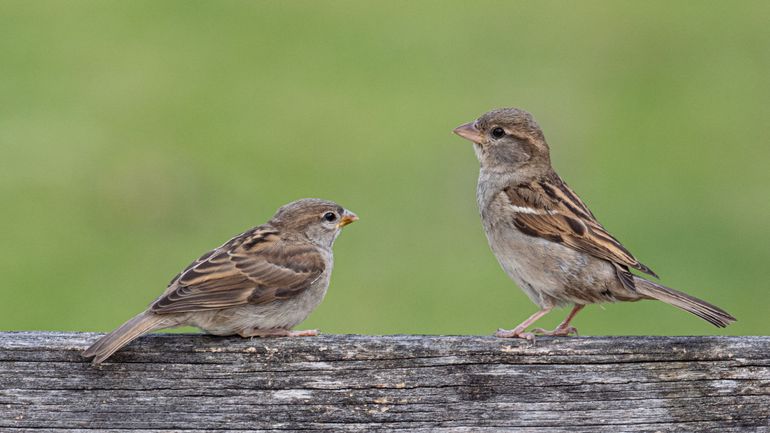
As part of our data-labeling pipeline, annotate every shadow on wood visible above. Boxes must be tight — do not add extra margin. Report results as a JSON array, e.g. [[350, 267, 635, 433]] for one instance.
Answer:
[[1, 332, 769, 432]]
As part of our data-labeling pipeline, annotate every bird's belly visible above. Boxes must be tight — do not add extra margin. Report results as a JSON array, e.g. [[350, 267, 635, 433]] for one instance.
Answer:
[[485, 221, 615, 308], [187, 272, 331, 335]]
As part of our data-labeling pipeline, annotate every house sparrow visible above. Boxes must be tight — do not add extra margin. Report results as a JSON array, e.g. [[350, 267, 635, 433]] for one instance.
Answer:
[[453, 108, 735, 339], [83, 198, 358, 364]]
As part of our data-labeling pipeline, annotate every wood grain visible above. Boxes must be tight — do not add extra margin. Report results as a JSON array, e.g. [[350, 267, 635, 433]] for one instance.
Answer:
[[1, 332, 768, 432]]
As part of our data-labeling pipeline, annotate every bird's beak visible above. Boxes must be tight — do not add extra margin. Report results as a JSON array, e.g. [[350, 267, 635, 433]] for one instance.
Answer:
[[453, 121, 484, 144], [337, 212, 359, 228]]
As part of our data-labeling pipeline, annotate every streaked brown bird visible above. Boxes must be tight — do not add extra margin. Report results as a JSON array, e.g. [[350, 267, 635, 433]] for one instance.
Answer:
[[83, 198, 358, 364], [454, 108, 735, 339]]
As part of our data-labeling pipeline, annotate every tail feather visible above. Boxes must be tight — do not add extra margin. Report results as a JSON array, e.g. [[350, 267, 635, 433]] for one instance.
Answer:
[[83, 311, 166, 364], [634, 277, 736, 328]]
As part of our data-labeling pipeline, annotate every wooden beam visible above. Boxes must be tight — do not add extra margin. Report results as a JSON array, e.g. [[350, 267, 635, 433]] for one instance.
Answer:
[[1, 332, 768, 432]]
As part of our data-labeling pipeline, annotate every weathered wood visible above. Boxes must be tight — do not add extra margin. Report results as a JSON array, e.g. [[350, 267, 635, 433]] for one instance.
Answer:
[[1, 332, 768, 432]]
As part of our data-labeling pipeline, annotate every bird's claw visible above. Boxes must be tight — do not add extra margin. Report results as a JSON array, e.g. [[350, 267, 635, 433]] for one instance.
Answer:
[[495, 328, 536, 341], [288, 329, 320, 337], [530, 326, 579, 337], [239, 328, 320, 338]]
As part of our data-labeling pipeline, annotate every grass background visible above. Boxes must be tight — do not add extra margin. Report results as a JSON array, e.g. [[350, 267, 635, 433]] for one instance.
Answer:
[[1, 1, 767, 336]]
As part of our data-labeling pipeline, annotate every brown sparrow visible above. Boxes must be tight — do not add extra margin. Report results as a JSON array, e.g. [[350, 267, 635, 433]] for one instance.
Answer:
[[453, 108, 735, 339], [83, 198, 357, 364]]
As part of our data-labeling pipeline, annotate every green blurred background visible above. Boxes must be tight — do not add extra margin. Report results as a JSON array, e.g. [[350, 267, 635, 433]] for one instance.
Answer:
[[1, 1, 768, 336]]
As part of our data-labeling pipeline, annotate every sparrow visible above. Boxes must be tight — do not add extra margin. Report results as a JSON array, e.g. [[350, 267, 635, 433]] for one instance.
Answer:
[[453, 108, 735, 339], [83, 198, 358, 364]]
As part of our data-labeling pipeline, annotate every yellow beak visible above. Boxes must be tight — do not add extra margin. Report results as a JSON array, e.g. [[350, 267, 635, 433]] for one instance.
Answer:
[[337, 212, 359, 228]]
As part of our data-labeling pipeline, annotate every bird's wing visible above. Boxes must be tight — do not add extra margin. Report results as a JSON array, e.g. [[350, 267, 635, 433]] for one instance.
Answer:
[[504, 175, 658, 279], [150, 227, 326, 314]]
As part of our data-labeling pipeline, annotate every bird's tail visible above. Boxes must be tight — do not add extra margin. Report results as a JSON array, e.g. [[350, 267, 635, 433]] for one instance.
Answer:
[[633, 277, 736, 328], [82, 311, 167, 365]]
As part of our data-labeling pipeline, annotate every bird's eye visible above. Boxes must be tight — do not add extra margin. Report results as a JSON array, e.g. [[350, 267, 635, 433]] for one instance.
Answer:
[[323, 212, 337, 222], [491, 127, 505, 139]]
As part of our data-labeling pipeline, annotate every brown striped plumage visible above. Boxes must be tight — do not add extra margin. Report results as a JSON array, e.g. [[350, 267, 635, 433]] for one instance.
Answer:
[[454, 108, 735, 339], [504, 175, 658, 291], [151, 228, 326, 313]]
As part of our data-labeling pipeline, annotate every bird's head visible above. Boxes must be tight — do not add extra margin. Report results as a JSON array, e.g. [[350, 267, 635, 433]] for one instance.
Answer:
[[270, 198, 358, 248], [453, 108, 551, 175]]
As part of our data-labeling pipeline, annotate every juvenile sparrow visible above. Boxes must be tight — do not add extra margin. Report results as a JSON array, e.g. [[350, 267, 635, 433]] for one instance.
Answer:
[[83, 198, 358, 364], [453, 108, 735, 339]]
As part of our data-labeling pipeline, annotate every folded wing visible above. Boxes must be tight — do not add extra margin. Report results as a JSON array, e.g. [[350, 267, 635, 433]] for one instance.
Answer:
[[150, 227, 325, 314], [504, 175, 658, 287]]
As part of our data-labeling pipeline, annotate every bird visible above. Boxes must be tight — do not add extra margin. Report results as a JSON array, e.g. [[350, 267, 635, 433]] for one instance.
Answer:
[[83, 198, 358, 364], [453, 108, 735, 339]]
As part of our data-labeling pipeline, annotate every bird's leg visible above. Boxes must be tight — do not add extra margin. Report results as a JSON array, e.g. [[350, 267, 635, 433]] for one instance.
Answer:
[[495, 307, 553, 340], [238, 328, 319, 338], [531, 304, 584, 336]]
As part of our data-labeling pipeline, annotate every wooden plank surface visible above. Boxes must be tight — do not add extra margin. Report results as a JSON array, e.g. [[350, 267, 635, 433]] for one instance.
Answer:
[[1, 332, 768, 432]]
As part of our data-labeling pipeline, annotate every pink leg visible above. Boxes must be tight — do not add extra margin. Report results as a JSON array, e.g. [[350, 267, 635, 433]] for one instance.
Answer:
[[532, 304, 585, 336], [238, 328, 319, 338], [495, 307, 553, 340]]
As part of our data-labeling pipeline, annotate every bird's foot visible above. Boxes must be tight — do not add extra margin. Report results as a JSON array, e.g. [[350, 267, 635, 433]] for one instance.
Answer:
[[530, 325, 579, 337], [287, 329, 320, 337], [238, 328, 320, 338], [494, 327, 536, 341]]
